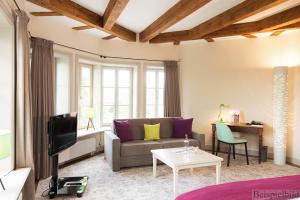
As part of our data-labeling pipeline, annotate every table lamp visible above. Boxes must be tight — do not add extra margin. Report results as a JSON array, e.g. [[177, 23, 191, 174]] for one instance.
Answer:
[[86, 107, 95, 130], [217, 104, 225, 122], [0, 133, 11, 190]]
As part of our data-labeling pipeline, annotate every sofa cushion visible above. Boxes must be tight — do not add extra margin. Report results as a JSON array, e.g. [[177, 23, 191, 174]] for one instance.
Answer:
[[144, 123, 160, 141], [172, 118, 193, 138], [159, 138, 199, 149], [151, 118, 173, 139], [128, 118, 151, 140], [121, 140, 163, 156], [114, 120, 134, 143]]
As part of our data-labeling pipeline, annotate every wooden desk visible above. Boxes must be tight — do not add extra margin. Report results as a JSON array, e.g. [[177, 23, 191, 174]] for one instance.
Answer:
[[211, 123, 264, 163]]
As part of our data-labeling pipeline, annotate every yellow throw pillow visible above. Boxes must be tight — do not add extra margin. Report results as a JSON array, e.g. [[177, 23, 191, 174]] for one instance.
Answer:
[[144, 124, 160, 141]]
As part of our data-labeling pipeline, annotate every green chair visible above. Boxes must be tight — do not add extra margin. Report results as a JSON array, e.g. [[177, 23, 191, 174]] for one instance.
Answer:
[[215, 123, 249, 167]]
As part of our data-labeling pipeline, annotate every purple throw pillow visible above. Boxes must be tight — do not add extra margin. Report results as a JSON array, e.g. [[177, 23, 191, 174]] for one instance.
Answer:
[[172, 118, 193, 138], [114, 120, 133, 143]]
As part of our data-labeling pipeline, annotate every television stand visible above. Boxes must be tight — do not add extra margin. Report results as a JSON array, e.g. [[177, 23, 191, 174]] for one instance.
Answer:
[[48, 155, 88, 199], [49, 176, 88, 198]]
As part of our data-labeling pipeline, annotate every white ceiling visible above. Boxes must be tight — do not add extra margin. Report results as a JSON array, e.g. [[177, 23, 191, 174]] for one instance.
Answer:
[[24, 0, 300, 40]]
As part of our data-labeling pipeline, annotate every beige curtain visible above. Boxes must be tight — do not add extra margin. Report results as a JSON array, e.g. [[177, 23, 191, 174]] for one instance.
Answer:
[[31, 37, 55, 180], [164, 61, 181, 117], [15, 11, 35, 200]]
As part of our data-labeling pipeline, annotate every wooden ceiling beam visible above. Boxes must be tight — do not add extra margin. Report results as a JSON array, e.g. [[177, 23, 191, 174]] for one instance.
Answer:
[[139, 0, 211, 42], [204, 38, 214, 42], [270, 30, 285, 36], [188, 0, 287, 40], [72, 26, 93, 31], [27, 0, 136, 41], [150, 4, 300, 43], [242, 34, 257, 39], [30, 11, 62, 16], [103, 0, 129, 30], [102, 35, 116, 40]]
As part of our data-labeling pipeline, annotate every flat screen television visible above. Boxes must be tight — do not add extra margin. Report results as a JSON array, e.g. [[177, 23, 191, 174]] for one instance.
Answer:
[[48, 113, 77, 156]]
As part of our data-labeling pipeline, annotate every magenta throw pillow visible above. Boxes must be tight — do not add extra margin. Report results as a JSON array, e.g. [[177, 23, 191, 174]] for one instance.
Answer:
[[114, 120, 133, 142], [172, 118, 193, 138]]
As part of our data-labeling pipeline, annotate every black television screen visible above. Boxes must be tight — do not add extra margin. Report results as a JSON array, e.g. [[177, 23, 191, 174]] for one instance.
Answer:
[[48, 113, 77, 156]]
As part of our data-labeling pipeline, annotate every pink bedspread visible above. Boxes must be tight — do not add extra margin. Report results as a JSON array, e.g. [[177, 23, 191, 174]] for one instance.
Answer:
[[176, 175, 300, 200]]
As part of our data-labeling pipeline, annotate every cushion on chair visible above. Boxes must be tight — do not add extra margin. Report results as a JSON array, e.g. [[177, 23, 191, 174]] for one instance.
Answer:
[[151, 118, 174, 138], [172, 118, 193, 138], [128, 118, 151, 140], [121, 140, 163, 156], [159, 138, 199, 148]]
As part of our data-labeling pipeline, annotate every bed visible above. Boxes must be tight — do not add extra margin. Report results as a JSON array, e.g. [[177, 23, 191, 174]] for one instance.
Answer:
[[176, 175, 300, 200]]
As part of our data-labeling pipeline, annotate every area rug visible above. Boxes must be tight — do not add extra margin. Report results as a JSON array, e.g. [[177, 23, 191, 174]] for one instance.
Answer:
[[35, 153, 300, 200]]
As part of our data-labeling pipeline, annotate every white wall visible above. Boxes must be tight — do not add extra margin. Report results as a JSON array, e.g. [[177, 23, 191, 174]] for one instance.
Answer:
[[179, 30, 300, 164], [27, 13, 300, 165], [28, 17, 179, 61]]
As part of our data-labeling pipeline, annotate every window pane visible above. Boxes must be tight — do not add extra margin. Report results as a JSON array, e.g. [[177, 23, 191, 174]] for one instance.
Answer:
[[146, 105, 155, 118], [158, 88, 164, 105], [0, 11, 14, 176], [80, 86, 91, 106], [103, 69, 115, 87], [158, 71, 164, 89], [55, 56, 70, 115], [146, 71, 156, 88], [79, 106, 89, 128], [103, 105, 115, 124], [103, 88, 115, 105], [118, 88, 130, 105], [158, 105, 164, 117], [118, 70, 130, 87], [146, 89, 156, 105], [118, 106, 129, 119], [81, 66, 91, 86]]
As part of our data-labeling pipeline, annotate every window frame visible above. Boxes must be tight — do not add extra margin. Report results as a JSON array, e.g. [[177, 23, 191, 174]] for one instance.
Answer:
[[54, 51, 72, 115], [78, 63, 94, 129], [0, 3, 15, 176], [100, 66, 134, 126], [144, 66, 165, 118]]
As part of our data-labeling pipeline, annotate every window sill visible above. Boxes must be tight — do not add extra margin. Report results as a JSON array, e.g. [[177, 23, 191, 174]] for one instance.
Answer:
[[0, 168, 31, 200], [77, 127, 111, 138]]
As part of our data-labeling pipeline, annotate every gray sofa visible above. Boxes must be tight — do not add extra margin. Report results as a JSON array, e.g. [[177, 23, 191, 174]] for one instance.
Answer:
[[104, 118, 205, 171]]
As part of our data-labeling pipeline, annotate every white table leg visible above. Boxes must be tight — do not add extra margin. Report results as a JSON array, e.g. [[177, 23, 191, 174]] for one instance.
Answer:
[[173, 168, 178, 198], [216, 162, 221, 184], [153, 156, 157, 178]]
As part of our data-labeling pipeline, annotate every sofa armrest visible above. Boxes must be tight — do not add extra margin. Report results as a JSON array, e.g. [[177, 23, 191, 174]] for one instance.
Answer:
[[192, 131, 205, 149], [104, 131, 121, 172]]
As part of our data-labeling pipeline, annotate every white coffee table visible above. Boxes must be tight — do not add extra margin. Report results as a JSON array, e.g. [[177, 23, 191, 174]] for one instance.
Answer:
[[151, 147, 223, 198]]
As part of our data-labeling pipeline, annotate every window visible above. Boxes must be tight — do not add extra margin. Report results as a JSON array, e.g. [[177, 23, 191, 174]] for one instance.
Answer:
[[55, 53, 70, 115], [79, 64, 93, 128], [0, 8, 14, 177], [145, 68, 164, 118], [101, 67, 133, 125]]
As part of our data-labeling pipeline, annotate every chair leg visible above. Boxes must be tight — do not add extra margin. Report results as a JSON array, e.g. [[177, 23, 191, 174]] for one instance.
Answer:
[[227, 144, 231, 167], [233, 144, 236, 159], [216, 141, 220, 156], [245, 143, 249, 165]]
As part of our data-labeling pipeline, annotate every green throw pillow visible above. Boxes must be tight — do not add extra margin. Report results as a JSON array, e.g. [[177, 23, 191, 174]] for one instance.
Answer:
[[144, 124, 160, 141]]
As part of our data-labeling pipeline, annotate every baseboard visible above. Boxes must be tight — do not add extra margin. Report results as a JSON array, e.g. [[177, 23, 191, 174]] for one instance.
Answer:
[[205, 144, 300, 167]]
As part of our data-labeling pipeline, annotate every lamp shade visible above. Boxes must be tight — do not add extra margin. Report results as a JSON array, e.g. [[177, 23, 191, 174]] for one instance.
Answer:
[[0, 133, 11, 160], [88, 107, 95, 119]]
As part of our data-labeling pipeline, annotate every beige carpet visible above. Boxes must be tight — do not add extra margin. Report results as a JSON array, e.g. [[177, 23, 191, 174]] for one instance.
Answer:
[[36, 153, 300, 200]]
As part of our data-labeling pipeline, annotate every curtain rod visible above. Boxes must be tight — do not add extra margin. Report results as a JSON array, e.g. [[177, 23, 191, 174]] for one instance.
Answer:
[[13, 0, 21, 11], [30, 34, 180, 63]]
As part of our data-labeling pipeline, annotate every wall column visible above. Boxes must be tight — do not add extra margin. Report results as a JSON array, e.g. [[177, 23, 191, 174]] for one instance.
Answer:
[[273, 66, 288, 165]]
